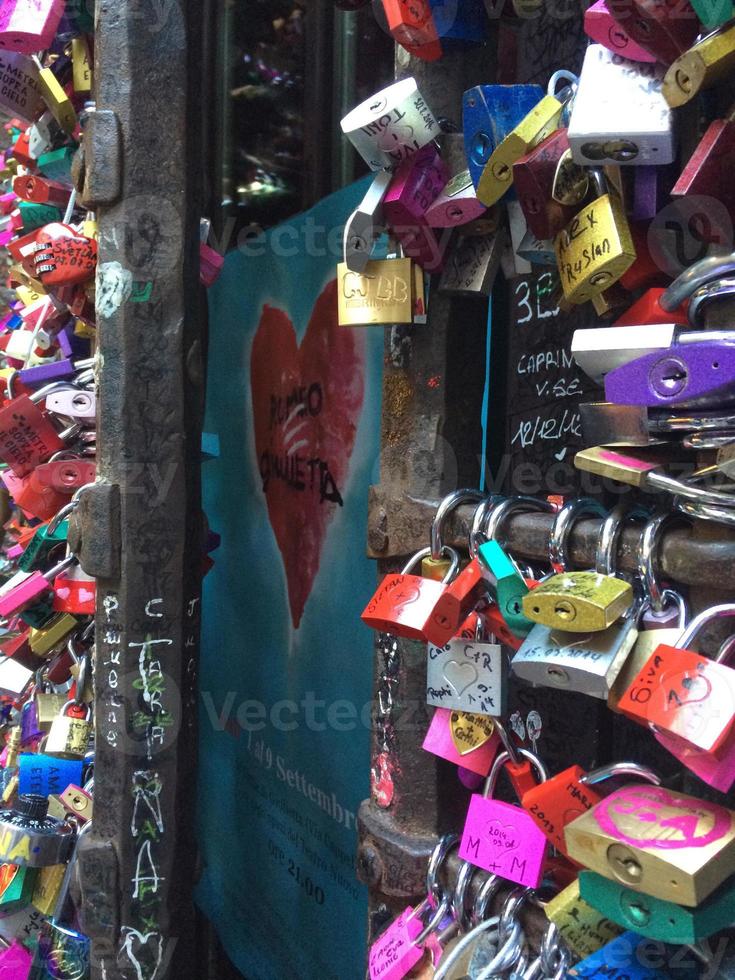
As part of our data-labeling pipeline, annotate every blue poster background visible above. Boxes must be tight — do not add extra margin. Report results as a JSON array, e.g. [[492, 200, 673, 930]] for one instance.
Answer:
[[196, 178, 379, 980]]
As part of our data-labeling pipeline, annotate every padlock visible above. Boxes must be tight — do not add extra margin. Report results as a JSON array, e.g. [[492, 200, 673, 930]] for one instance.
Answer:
[[0, 935, 32, 975], [34, 691, 67, 731], [340, 77, 440, 172], [383, 144, 447, 271], [663, 21, 735, 107], [437, 228, 505, 297], [31, 56, 77, 134], [568, 46, 675, 167], [515, 230, 556, 267], [462, 83, 543, 192], [606, 0, 699, 64], [422, 707, 500, 776], [0, 860, 37, 912], [513, 129, 586, 241], [28, 820, 89, 980], [428, 558, 493, 643], [690, 0, 733, 24], [337, 254, 416, 326], [0, 392, 66, 477], [569, 929, 679, 978], [0, 51, 43, 123], [564, 783, 735, 906], [57, 784, 92, 824], [70, 35, 92, 95], [34, 460, 96, 494], [604, 343, 735, 409], [0, 659, 34, 699], [342, 171, 391, 273], [37, 147, 75, 186], [426, 633, 506, 716], [17, 754, 83, 797], [546, 878, 623, 959], [13, 175, 70, 208], [31, 861, 65, 916], [671, 108, 735, 223], [52, 564, 95, 615], [555, 170, 636, 305], [362, 546, 460, 644], [459, 748, 549, 887], [425, 170, 487, 229], [45, 701, 91, 759], [381, 0, 441, 60], [584, 0, 657, 62], [475, 77, 569, 207], [18, 519, 68, 573], [0, 794, 74, 867], [522, 572, 633, 633], [33, 223, 97, 287], [29, 614, 77, 658], [476, 541, 533, 637], [0, 0, 64, 55], [0, 555, 75, 618], [579, 868, 735, 944], [522, 761, 659, 857]]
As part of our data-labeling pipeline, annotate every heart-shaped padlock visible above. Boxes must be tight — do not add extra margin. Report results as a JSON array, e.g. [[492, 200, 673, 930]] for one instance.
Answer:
[[33, 222, 97, 287]]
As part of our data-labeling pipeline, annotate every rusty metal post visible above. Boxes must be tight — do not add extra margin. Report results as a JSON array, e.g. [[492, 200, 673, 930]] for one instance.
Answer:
[[72, 2, 205, 978]]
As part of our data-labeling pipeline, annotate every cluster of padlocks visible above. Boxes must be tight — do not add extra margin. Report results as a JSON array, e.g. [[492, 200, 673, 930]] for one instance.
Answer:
[[343, 0, 735, 977]]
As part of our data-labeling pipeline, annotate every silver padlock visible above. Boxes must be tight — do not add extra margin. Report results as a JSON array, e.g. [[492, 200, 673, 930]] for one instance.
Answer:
[[45, 700, 92, 759], [568, 45, 675, 166], [439, 229, 506, 297], [45, 388, 96, 422], [0, 794, 75, 867], [516, 229, 556, 266], [342, 171, 391, 273]]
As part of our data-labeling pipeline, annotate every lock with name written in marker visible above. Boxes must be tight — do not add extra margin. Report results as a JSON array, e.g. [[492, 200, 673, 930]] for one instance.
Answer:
[[522, 571, 633, 633], [514, 128, 586, 241], [546, 877, 623, 959]]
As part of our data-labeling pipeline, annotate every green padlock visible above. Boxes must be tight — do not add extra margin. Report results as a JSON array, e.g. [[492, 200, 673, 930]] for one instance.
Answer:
[[689, 0, 733, 26], [20, 601, 56, 630], [19, 521, 69, 573], [477, 539, 533, 637], [36, 148, 76, 187], [579, 870, 735, 945], [18, 202, 63, 233]]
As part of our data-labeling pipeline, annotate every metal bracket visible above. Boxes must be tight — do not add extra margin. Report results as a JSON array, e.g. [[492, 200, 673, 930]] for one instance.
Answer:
[[80, 109, 123, 207], [67, 483, 121, 580]]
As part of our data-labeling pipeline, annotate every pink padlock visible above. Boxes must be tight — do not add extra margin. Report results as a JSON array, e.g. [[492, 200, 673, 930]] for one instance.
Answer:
[[200, 242, 224, 287], [459, 749, 549, 888], [0, 0, 65, 55], [583, 0, 657, 62], [0, 937, 32, 978], [422, 708, 500, 777], [425, 171, 487, 228], [0, 554, 74, 617], [368, 907, 425, 980], [383, 144, 448, 272]]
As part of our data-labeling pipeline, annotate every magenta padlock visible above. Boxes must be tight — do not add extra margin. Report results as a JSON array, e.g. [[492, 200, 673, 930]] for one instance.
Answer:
[[0, 937, 32, 977], [422, 707, 500, 776], [368, 906, 425, 980], [0, 0, 64, 55], [425, 170, 487, 228], [459, 749, 549, 888], [383, 144, 448, 271], [605, 343, 735, 408], [583, 0, 656, 62], [0, 555, 74, 618]]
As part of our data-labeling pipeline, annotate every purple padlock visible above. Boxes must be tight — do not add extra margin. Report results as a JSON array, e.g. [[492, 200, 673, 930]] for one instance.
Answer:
[[20, 700, 41, 745], [605, 342, 735, 408], [17, 359, 73, 386], [56, 325, 73, 358]]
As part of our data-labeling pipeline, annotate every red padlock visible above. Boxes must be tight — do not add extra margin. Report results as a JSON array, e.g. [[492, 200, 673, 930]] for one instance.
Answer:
[[513, 128, 581, 241], [521, 761, 659, 857], [12, 174, 70, 207], [620, 223, 669, 293], [381, 0, 442, 61], [613, 287, 689, 327], [1, 469, 70, 521], [33, 222, 97, 287], [606, 0, 698, 64], [672, 116, 735, 224], [0, 393, 65, 477], [53, 564, 95, 615], [33, 459, 96, 493], [617, 604, 735, 754], [361, 546, 460, 644], [429, 557, 491, 643]]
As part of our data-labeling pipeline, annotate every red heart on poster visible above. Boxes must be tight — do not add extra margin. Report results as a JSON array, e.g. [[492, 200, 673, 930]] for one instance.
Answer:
[[250, 280, 366, 628]]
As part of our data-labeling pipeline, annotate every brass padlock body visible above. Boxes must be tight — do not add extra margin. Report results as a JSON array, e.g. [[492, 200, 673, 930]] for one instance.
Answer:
[[522, 571, 633, 632]]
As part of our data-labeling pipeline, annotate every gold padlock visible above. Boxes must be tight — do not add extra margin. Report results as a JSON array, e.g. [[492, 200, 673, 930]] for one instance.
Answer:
[[522, 571, 633, 633], [29, 613, 78, 658], [336, 257, 416, 326], [554, 171, 635, 305], [35, 692, 68, 731], [663, 21, 735, 107], [565, 784, 735, 907], [31, 862, 66, 916], [71, 36, 92, 95], [32, 56, 78, 134], [59, 784, 93, 823], [45, 701, 92, 759], [545, 879, 622, 958]]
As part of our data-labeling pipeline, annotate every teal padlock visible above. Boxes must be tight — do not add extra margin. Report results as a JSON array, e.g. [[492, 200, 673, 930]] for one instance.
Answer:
[[689, 0, 733, 26], [579, 869, 735, 945], [18, 202, 63, 232], [19, 601, 56, 629], [36, 148, 76, 187], [19, 520, 69, 573], [477, 539, 533, 637]]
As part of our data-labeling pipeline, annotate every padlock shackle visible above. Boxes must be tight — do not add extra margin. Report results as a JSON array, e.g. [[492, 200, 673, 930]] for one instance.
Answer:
[[549, 497, 606, 574], [595, 502, 651, 577], [469, 494, 505, 557], [677, 602, 735, 650], [401, 545, 460, 582], [430, 489, 486, 560], [432, 916, 500, 980], [483, 748, 548, 801], [660, 251, 735, 312], [637, 512, 691, 614], [485, 496, 555, 550], [425, 831, 458, 901], [637, 588, 689, 632], [687, 278, 735, 328], [580, 761, 661, 787], [46, 499, 77, 536]]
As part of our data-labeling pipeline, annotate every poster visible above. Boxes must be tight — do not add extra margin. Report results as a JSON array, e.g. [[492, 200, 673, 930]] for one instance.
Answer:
[[196, 178, 380, 980]]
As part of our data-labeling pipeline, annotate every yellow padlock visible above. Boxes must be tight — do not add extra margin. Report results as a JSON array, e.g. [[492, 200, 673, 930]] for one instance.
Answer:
[[33, 56, 78, 134], [545, 879, 622, 958], [32, 862, 66, 916], [71, 36, 92, 95], [29, 613, 78, 658]]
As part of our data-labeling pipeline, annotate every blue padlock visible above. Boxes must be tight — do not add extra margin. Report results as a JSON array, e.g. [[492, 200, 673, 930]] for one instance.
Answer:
[[571, 931, 676, 978], [429, 0, 487, 42], [462, 84, 543, 191], [18, 754, 83, 798]]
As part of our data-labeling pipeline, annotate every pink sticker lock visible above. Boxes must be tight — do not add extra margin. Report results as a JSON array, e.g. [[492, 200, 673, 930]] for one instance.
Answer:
[[656, 728, 735, 794], [422, 708, 500, 776], [0, 0, 65, 55], [0, 937, 32, 978], [459, 795, 548, 887], [368, 907, 424, 980]]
